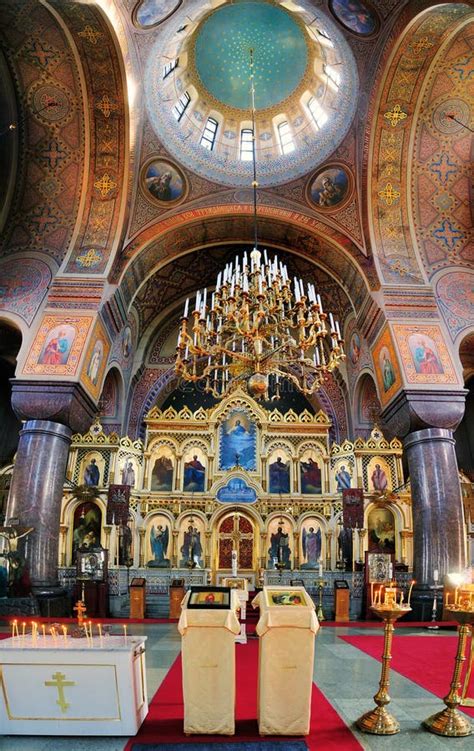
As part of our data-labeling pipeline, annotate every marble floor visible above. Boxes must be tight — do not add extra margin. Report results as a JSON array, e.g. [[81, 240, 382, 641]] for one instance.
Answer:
[[0, 622, 471, 751]]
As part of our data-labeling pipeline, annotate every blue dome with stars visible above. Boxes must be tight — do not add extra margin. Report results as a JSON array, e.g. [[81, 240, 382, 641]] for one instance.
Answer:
[[193, 2, 309, 111]]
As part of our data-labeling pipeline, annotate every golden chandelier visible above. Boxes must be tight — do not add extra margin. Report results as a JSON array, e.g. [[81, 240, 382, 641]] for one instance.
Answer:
[[175, 247, 345, 398], [175, 50, 344, 399]]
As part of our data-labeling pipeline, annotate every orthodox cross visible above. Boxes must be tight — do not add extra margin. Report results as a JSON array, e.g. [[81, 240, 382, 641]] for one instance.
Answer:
[[44, 672, 75, 714], [219, 513, 253, 568], [73, 599, 87, 625]]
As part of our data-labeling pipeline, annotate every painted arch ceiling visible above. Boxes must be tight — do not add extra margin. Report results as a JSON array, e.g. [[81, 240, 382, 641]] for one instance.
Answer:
[[0, 0, 472, 441]]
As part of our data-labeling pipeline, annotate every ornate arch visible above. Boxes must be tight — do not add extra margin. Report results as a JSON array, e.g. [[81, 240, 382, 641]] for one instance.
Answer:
[[367, 2, 472, 286]]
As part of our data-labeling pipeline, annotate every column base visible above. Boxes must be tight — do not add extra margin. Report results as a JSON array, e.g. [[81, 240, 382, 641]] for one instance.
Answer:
[[406, 587, 435, 621]]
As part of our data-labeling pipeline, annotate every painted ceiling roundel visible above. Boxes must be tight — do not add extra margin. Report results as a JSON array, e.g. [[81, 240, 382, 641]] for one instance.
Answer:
[[193, 3, 308, 111], [145, 0, 359, 187]]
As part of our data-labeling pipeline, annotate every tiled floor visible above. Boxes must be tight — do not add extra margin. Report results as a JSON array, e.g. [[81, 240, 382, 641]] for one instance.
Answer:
[[0, 623, 472, 750]]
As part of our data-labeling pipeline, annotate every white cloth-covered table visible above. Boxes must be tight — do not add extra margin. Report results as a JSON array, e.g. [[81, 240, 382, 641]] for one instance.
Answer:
[[178, 590, 240, 734], [253, 586, 319, 735], [0, 635, 147, 735]]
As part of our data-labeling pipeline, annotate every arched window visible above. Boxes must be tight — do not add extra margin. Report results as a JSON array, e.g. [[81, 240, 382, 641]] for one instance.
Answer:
[[324, 64, 340, 88], [307, 97, 328, 129], [277, 120, 295, 155], [173, 91, 190, 122], [162, 58, 179, 79], [200, 116, 218, 150], [240, 128, 254, 161]]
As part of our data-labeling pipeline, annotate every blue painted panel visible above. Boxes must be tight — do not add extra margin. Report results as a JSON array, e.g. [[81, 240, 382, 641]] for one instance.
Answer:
[[217, 477, 257, 504]]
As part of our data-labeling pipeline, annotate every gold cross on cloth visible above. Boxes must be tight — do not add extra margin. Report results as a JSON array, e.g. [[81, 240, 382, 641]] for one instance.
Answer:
[[44, 672, 75, 713]]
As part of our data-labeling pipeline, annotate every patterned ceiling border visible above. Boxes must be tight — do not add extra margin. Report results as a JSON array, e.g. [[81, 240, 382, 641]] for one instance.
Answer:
[[50, 0, 128, 276], [367, 2, 472, 286], [113, 202, 378, 311]]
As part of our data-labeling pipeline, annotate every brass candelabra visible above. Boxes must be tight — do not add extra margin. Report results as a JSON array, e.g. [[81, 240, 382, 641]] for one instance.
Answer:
[[423, 605, 473, 737], [356, 603, 412, 734]]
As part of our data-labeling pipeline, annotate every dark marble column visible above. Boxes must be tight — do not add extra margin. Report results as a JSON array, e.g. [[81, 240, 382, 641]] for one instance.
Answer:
[[6, 420, 72, 594], [6, 381, 97, 604], [404, 427, 466, 578], [382, 389, 467, 619]]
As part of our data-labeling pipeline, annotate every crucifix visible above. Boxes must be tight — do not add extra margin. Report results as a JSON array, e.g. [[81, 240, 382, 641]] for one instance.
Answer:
[[44, 671, 75, 714]]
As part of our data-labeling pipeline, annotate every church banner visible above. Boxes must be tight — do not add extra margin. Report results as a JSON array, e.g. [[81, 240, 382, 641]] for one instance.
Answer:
[[342, 488, 364, 529], [106, 485, 130, 525]]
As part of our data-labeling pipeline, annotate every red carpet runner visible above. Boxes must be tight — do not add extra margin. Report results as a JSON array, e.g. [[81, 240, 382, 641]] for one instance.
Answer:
[[125, 640, 362, 751], [340, 634, 474, 717]]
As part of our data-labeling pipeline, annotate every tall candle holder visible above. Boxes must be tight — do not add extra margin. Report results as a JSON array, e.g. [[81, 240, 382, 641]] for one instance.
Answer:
[[423, 605, 473, 737], [356, 600, 412, 734], [315, 578, 326, 622], [427, 583, 444, 630]]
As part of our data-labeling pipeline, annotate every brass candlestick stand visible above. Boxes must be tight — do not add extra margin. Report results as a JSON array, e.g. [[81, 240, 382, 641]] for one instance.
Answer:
[[316, 578, 326, 622], [423, 607, 473, 737], [356, 603, 411, 734]]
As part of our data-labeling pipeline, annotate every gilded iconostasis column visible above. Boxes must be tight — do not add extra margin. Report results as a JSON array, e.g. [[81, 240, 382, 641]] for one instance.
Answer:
[[325, 530, 333, 570], [293, 531, 300, 569], [59, 525, 68, 567], [205, 530, 212, 569], [260, 532, 267, 570], [138, 528, 146, 568], [172, 530, 179, 568]]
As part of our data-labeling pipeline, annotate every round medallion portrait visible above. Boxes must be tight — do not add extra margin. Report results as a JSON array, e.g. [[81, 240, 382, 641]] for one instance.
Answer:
[[307, 165, 351, 210], [329, 0, 379, 36], [141, 158, 187, 206], [133, 0, 182, 29]]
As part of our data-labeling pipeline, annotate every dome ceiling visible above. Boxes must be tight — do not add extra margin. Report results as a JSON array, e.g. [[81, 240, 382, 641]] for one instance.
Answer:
[[192, 2, 308, 111], [145, 0, 359, 187]]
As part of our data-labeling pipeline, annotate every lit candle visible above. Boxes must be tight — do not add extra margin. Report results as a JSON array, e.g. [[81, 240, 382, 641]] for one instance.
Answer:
[[433, 569, 439, 583], [42, 624, 46, 639], [183, 298, 189, 318], [11, 620, 16, 639], [123, 624, 128, 641], [445, 593, 450, 607], [98, 623, 102, 638], [370, 582, 374, 605], [407, 579, 415, 606], [21, 622, 26, 637], [62, 625, 68, 645]]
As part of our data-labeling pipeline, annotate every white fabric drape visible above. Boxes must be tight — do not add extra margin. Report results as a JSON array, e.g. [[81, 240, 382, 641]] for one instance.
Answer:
[[252, 588, 319, 735]]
